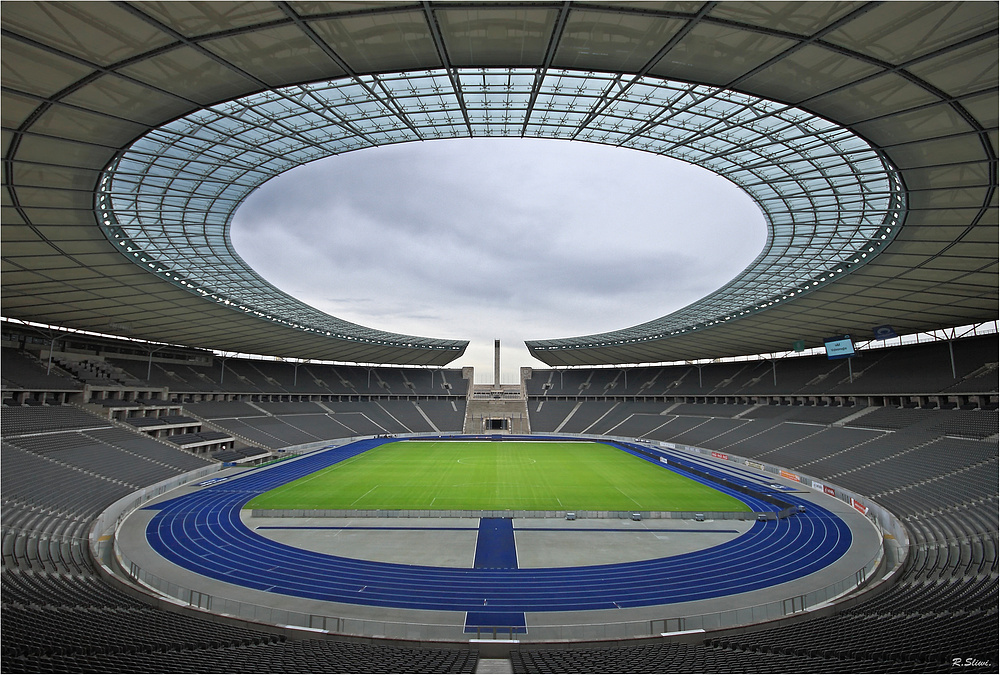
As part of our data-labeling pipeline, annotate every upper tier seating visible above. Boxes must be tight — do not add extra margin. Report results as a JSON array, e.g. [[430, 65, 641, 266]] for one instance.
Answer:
[[103, 357, 469, 397], [1, 349, 80, 391], [526, 334, 997, 399]]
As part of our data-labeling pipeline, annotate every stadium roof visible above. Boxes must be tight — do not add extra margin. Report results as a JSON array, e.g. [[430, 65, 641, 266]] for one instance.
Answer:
[[2, 1, 996, 366]]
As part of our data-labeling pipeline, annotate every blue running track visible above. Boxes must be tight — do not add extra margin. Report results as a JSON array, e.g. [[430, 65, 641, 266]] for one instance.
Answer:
[[143, 438, 852, 614]]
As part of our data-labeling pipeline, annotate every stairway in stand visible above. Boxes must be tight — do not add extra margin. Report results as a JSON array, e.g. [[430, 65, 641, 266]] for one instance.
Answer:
[[463, 385, 530, 435]]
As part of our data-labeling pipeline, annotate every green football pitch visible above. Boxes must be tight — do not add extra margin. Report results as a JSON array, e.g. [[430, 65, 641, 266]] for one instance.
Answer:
[[245, 440, 750, 512]]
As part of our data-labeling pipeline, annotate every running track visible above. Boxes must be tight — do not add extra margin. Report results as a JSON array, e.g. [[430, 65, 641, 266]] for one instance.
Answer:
[[143, 438, 852, 613]]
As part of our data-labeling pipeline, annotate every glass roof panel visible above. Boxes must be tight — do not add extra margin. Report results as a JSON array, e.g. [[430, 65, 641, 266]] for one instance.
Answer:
[[98, 67, 903, 352]]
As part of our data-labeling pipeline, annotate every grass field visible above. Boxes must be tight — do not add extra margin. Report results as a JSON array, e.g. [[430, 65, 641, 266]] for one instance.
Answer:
[[244, 440, 750, 512]]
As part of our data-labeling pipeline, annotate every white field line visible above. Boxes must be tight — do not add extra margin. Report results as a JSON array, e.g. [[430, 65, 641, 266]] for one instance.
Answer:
[[350, 484, 380, 506], [615, 486, 643, 508]]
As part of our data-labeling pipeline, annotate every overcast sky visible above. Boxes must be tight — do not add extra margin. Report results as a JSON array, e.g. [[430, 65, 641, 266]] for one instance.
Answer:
[[230, 138, 766, 383]]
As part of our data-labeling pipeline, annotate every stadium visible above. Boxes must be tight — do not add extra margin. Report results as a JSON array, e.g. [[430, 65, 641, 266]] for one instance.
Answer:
[[1, 1, 997, 673]]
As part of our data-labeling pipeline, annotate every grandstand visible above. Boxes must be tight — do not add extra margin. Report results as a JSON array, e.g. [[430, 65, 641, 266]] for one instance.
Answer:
[[2, 2, 997, 674], [3, 325, 996, 672]]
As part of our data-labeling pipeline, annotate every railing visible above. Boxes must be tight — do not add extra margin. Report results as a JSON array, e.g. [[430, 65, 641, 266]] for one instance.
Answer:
[[469, 391, 525, 400]]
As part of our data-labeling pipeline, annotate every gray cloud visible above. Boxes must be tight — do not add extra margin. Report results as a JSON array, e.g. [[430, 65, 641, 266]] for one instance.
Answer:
[[231, 138, 766, 381]]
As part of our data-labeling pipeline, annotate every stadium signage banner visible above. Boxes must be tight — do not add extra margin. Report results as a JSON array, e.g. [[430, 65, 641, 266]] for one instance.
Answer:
[[813, 480, 837, 497], [850, 497, 869, 515], [745, 460, 765, 471], [711, 451, 729, 460], [780, 470, 801, 482], [811, 480, 837, 497], [824, 334, 855, 360], [872, 324, 897, 340]]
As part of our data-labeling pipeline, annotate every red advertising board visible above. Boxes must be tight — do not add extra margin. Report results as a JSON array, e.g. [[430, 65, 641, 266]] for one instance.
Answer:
[[779, 469, 801, 483], [711, 451, 729, 461]]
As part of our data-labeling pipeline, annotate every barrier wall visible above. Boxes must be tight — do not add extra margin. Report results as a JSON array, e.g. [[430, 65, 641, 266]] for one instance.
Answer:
[[89, 464, 219, 562]]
